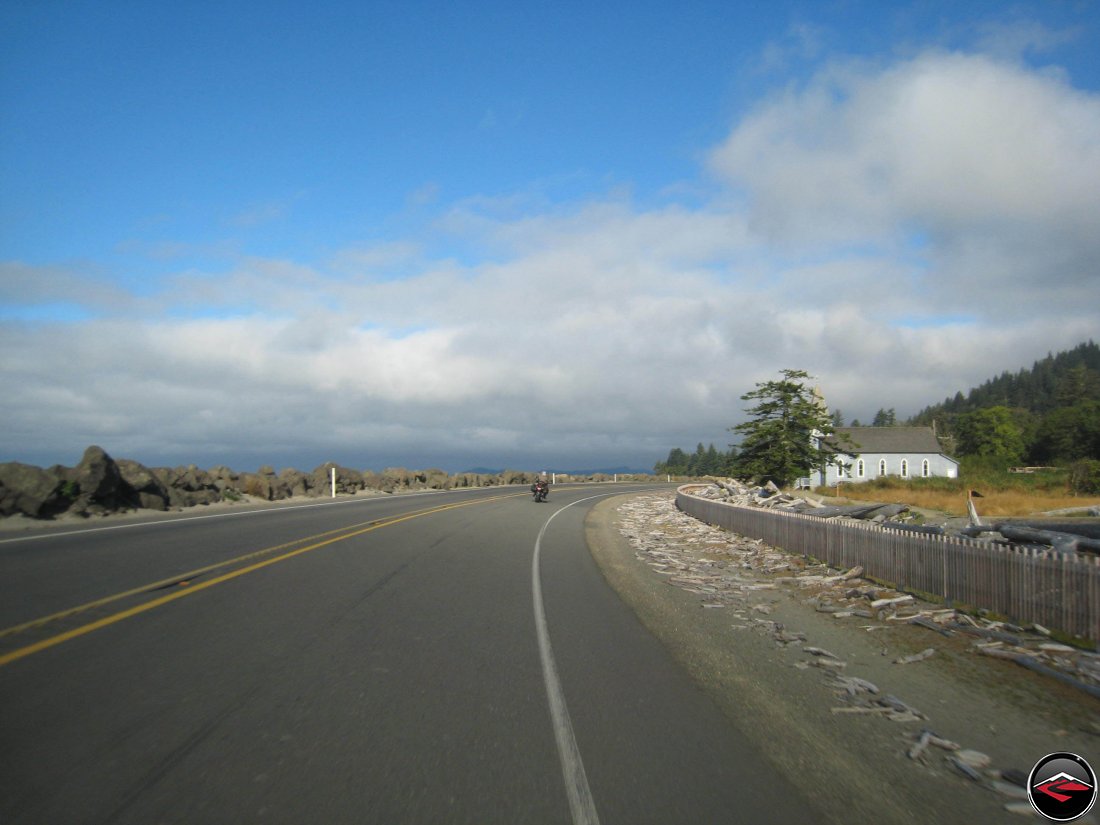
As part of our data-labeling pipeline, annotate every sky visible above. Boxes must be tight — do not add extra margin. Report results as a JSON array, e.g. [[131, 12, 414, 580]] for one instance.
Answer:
[[2, 0, 1099, 474]]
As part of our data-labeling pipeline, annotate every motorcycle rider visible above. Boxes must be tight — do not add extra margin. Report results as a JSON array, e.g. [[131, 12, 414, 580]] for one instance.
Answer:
[[531, 472, 549, 501]]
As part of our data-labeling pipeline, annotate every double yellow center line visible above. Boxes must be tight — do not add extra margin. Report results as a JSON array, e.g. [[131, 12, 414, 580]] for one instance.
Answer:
[[0, 493, 518, 668]]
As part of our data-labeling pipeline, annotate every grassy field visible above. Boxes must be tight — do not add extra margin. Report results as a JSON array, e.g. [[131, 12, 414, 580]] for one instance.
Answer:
[[812, 468, 1100, 517]]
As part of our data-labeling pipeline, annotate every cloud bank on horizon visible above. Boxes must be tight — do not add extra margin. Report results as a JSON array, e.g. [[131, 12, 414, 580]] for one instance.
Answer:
[[2, 2, 1098, 472]]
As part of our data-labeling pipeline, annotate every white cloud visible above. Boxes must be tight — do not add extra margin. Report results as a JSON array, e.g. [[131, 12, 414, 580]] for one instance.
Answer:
[[708, 50, 1100, 311], [2, 47, 1098, 470], [0, 261, 130, 311]]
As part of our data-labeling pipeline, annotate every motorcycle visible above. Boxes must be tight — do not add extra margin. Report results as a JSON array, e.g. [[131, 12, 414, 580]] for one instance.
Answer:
[[532, 480, 549, 502]]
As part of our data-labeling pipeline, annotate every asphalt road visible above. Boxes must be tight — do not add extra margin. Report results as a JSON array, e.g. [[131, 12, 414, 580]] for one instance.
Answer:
[[0, 485, 818, 824]]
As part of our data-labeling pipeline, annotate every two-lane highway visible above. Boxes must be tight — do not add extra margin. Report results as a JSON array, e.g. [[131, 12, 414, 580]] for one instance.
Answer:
[[0, 485, 817, 824]]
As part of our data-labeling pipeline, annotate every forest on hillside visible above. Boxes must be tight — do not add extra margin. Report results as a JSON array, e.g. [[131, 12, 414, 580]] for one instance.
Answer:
[[655, 341, 1100, 477], [907, 340, 1100, 465]]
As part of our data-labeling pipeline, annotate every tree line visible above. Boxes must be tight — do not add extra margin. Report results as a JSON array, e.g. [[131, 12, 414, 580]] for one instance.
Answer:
[[654, 443, 737, 477], [655, 368, 846, 484], [907, 340, 1100, 465]]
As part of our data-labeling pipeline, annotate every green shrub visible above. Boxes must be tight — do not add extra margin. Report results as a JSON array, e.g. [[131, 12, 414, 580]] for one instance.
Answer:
[[1069, 460, 1100, 495]]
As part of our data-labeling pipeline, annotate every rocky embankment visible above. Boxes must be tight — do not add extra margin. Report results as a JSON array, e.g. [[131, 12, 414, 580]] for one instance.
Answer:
[[0, 445, 653, 521]]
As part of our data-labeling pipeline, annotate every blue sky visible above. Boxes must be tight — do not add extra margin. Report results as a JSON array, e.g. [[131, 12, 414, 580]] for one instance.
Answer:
[[2, 0, 1099, 473]]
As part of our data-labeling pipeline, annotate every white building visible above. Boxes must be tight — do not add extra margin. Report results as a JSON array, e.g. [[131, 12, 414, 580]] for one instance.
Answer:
[[812, 426, 959, 487]]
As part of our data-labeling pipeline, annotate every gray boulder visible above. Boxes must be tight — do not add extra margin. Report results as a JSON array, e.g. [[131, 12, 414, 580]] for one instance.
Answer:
[[361, 470, 386, 492], [238, 469, 292, 501], [64, 446, 138, 515], [310, 463, 365, 496], [207, 465, 239, 492], [279, 468, 311, 497], [116, 459, 170, 511], [381, 467, 412, 492], [0, 462, 69, 518], [1, 448, 600, 522], [151, 465, 221, 507]]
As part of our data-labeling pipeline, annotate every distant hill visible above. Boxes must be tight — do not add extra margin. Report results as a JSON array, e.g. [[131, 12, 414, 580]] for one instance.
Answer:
[[907, 340, 1100, 464], [910, 340, 1100, 421]]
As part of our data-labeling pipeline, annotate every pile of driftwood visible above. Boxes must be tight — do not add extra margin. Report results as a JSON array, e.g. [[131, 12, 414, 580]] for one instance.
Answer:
[[961, 521, 1100, 554], [693, 478, 1100, 555], [623, 493, 1100, 697], [804, 569, 1100, 701], [684, 478, 1100, 694], [617, 493, 1099, 814], [692, 478, 913, 522]]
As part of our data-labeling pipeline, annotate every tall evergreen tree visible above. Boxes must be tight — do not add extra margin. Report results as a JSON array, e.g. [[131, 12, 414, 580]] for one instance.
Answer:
[[686, 443, 706, 475], [704, 443, 721, 475], [871, 408, 897, 427], [653, 447, 689, 475], [1056, 364, 1100, 407], [731, 369, 848, 486]]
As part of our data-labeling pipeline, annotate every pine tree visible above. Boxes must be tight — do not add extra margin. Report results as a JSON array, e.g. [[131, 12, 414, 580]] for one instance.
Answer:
[[653, 447, 689, 475], [704, 443, 721, 475], [872, 408, 897, 427], [731, 369, 849, 486]]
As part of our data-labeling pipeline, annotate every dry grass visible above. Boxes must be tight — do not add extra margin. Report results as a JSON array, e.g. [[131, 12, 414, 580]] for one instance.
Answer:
[[814, 478, 1100, 517], [806, 464, 1100, 518]]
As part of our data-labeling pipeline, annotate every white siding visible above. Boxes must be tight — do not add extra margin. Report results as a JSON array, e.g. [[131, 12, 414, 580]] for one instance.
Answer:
[[818, 452, 959, 486]]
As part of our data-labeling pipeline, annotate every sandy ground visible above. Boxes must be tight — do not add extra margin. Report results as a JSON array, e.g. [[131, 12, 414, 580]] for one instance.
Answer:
[[587, 491, 1100, 825]]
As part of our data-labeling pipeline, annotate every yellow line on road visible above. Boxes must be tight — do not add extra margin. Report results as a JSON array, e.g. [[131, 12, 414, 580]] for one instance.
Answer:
[[1, 524, 370, 640], [0, 493, 518, 668]]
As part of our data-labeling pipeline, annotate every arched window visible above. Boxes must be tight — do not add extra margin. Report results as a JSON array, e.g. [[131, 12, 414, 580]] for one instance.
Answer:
[[857, 459, 865, 478], [922, 459, 930, 478], [900, 459, 909, 478], [878, 459, 886, 477]]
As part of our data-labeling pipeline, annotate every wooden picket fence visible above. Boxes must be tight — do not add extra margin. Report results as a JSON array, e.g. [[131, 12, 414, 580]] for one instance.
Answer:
[[676, 489, 1100, 641]]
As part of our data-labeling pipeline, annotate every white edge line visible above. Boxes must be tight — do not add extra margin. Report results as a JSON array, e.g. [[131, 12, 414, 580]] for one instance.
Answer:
[[532, 494, 609, 825], [0, 488, 474, 545]]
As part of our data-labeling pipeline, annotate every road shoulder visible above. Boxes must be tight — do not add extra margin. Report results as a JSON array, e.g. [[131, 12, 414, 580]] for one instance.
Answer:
[[586, 492, 1100, 825]]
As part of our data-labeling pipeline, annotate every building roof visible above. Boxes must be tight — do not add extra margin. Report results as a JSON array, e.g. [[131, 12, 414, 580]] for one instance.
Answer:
[[833, 426, 948, 455]]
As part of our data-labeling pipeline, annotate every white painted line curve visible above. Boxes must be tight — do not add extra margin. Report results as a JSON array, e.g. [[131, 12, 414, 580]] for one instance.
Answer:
[[531, 494, 607, 825]]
